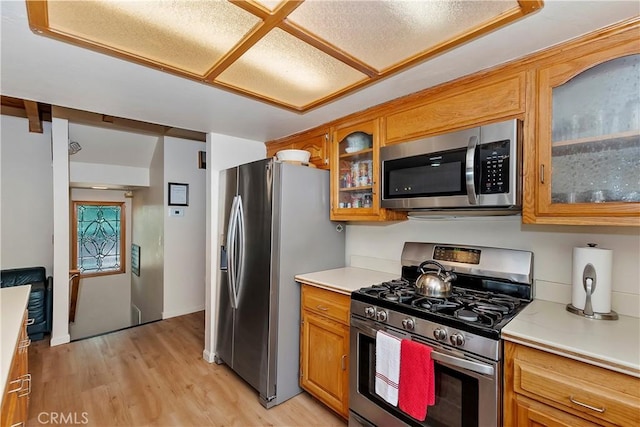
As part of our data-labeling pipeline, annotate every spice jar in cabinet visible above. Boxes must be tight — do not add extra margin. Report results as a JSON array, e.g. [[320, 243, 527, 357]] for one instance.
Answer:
[[330, 118, 405, 222], [525, 33, 640, 226]]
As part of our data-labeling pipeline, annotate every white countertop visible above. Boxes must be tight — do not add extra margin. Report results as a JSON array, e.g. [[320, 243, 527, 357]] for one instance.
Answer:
[[1, 285, 31, 396], [502, 299, 640, 377], [295, 267, 399, 295]]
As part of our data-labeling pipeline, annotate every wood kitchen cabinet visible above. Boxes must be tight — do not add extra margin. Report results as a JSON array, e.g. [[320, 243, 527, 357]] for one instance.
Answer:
[[299, 284, 350, 418], [266, 127, 330, 169], [523, 28, 640, 226], [1, 310, 31, 427], [504, 341, 640, 427], [330, 117, 406, 222], [384, 71, 526, 145]]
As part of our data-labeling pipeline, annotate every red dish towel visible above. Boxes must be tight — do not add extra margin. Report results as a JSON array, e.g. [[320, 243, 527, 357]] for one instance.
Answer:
[[398, 339, 435, 421]]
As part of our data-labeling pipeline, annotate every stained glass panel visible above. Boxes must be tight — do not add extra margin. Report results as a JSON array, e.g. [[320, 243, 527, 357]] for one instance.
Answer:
[[76, 204, 122, 273]]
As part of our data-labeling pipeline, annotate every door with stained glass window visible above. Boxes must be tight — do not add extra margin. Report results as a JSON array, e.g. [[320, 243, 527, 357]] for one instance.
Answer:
[[73, 202, 125, 275]]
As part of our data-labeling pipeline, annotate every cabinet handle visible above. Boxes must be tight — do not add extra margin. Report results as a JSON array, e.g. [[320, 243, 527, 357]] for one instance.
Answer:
[[18, 338, 31, 352], [540, 164, 545, 184], [8, 374, 31, 397], [569, 396, 605, 413], [19, 374, 31, 397], [26, 318, 35, 326], [316, 305, 329, 311], [341, 354, 347, 371]]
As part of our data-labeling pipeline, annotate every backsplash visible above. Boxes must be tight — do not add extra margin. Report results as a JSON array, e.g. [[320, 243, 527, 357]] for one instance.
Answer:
[[346, 216, 640, 317]]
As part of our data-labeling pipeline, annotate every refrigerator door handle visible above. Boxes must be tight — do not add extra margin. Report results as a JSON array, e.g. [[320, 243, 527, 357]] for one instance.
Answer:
[[235, 195, 246, 304], [227, 195, 240, 309]]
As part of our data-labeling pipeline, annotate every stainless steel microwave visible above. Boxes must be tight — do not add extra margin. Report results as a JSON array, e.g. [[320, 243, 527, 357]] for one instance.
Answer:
[[380, 119, 522, 214]]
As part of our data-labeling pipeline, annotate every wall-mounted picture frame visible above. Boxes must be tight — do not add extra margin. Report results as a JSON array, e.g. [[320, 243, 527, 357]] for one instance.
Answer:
[[198, 150, 206, 169], [168, 182, 189, 206], [131, 243, 140, 276]]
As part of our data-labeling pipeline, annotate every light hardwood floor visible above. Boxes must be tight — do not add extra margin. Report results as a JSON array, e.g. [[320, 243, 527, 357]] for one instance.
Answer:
[[27, 312, 347, 427]]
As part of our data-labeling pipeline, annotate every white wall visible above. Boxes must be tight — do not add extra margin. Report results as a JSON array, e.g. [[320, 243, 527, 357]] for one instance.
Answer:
[[70, 162, 149, 187], [131, 138, 164, 323], [0, 115, 53, 272], [346, 216, 640, 317], [68, 189, 132, 340], [162, 136, 207, 319], [203, 133, 266, 362]]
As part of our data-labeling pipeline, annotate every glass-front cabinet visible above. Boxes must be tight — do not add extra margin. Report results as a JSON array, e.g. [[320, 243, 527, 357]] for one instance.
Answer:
[[330, 118, 405, 221], [533, 41, 640, 225]]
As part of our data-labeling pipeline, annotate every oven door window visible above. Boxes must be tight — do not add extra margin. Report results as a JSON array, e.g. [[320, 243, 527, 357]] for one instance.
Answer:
[[383, 148, 467, 198], [357, 333, 478, 427]]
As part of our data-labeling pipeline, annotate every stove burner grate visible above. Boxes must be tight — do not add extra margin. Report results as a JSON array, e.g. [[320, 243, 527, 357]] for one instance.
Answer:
[[357, 278, 525, 330]]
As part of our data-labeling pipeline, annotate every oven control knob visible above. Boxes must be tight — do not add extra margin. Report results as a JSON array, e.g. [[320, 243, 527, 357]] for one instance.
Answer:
[[376, 310, 388, 322], [450, 333, 465, 347], [364, 306, 376, 319], [401, 318, 415, 330], [433, 328, 447, 341]]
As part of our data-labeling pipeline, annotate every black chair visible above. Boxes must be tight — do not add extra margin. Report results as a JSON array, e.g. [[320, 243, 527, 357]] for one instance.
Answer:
[[1, 266, 53, 341]]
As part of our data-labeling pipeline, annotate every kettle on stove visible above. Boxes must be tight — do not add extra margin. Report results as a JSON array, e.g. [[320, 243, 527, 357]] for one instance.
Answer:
[[415, 260, 457, 298]]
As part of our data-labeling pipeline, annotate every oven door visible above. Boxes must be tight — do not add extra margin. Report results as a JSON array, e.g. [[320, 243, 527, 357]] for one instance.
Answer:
[[349, 317, 500, 427]]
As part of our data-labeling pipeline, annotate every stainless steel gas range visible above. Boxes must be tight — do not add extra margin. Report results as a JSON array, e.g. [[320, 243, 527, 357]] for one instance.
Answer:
[[349, 242, 533, 427]]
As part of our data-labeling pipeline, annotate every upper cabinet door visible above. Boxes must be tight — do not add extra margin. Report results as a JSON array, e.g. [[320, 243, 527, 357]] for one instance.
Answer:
[[330, 118, 405, 222], [293, 128, 329, 169], [531, 37, 640, 226]]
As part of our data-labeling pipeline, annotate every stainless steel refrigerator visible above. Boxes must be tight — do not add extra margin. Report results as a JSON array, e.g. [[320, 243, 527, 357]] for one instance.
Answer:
[[214, 158, 345, 408]]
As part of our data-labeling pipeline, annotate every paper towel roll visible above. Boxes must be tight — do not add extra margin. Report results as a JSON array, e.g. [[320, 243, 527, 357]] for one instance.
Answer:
[[572, 244, 613, 313]]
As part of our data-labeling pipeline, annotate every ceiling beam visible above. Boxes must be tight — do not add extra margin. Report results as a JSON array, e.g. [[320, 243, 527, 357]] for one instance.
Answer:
[[23, 99, 43, 133], [52, 106, 205, 142]]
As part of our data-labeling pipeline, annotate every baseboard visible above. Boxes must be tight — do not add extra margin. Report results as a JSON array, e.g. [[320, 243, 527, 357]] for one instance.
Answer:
[[50, 333, 70, 347], [202, 349, 215, 363], [162, 304, 205, 319]]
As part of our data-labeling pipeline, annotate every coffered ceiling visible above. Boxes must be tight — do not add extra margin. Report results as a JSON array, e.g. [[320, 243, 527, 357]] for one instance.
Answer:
[[26, 0, 542, 112], [2, 1, 639, 142]]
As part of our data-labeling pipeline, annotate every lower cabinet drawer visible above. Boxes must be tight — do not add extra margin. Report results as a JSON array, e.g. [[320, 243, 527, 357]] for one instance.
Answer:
[[512, 346, 640, 426], [302, 285, 350, 324], [515, 394, 601, 427]]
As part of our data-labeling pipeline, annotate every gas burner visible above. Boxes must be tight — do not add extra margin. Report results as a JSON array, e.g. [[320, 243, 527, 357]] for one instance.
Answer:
[[472, 303, 509, 314], [453, 308, 498, 327], [412, 297, 460, 312], [380, 278, 412, 289], [456, 309, 479, 322], [487, 296, 520, 311], [381, 290, 414, 303], [360, 279, 414, 300]]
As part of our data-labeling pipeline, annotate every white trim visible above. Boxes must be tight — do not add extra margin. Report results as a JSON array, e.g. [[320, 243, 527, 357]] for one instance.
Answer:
[[202, 349, 215, 363], [50, 334, 70, 347]]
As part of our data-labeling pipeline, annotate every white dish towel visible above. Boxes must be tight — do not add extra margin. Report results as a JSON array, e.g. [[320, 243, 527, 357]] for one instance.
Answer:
[[375, 330, 402, 406]]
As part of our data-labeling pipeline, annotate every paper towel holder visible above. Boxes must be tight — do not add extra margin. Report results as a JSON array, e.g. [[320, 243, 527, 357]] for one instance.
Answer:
[[566, 260, 618, 320], [566, 303, 618, 320]]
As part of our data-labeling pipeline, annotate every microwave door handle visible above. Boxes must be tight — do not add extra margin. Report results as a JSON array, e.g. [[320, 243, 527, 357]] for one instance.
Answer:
[[465, 135, 479, 205]]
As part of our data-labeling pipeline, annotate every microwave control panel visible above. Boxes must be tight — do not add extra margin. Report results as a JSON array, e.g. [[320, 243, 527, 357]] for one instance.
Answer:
[[478, 140, 510, 194]]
